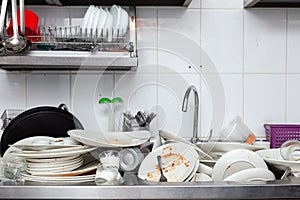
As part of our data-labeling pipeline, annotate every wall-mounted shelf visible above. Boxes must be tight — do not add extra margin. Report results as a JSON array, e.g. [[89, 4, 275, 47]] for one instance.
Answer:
[[245, 0, 300, 8], [0, 51, 137, 71], [0, 6, 138, 71], [17, 0, 191, 7]]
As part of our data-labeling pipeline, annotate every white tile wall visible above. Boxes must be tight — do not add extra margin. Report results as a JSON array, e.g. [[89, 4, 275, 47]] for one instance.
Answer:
[[244, 75, 286, 137], [244, 9, 287, 73], [3, 0, 300, 141], [287, 10, 300, 73], [27, 74, 70, 108], [201, 9, 243, 73]]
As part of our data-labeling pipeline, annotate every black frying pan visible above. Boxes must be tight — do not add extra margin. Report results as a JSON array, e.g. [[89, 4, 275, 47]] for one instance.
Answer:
[[0, 104, 84, 156]]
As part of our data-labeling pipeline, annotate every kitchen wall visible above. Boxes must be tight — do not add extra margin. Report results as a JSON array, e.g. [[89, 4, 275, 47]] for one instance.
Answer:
[[0, 0, 300, 140]]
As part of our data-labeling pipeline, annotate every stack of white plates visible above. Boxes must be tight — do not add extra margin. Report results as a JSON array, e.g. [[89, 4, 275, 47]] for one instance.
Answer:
[[25, 155, 84, 174], [81, 5, 129, 40], [4, 137, 98, 183], [138, 142, 199, 182]]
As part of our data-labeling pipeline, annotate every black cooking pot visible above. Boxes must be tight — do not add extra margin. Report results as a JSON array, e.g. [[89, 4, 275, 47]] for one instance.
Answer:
[[0, 104, 84, 156]]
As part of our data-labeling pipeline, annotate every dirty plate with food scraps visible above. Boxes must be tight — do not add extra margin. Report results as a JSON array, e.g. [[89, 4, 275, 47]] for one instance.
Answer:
[[138, 143, 198, 182], [67, 129, 151, 147]]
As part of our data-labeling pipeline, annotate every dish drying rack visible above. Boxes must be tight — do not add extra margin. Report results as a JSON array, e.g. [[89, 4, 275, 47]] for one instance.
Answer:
[[0, 6, 137, 71], [28, 26, 133, 53]]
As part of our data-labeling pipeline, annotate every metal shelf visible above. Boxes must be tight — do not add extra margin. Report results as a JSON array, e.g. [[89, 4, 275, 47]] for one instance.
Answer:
[[244, 0, 300, 8], [0, 51, 137, 71], [7, 0, 191, 7], [0, 6, 138, 71]]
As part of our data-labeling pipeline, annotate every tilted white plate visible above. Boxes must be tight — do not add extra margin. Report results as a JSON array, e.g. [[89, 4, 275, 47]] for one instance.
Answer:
[[68, 129, 151, 147], [138, 143, 197, 182], [197, 142, 266, 153], [212, 149, 268, 181], [9, 147, 96, 158]]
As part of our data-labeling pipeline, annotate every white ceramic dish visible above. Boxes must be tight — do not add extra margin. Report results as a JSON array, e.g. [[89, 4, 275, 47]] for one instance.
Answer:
[[184, 155, 200, 182], [26, 156, 83, 168], [26, 155, 80, 163], [26, 160, 83, 174], [212, 149, 268, 181], [95, 7, 107, 37], [118, 6, 128, 36], [159, 130, 213, 160], [91, 6, 101, 37], [9, 147, 97, 158], [68, 129, 151, 147], [197, 163, 213, 176], [81, 5, 93, 32], [223, 168, 275, 182], [256, 149, 300, 172], [110, 5, 121, 38], [192, 173, 212, 182], [21, 146, 86, 154], [3, 136, 55, 163], [22, 173, 95, 183], [103, 8, 113, 40], [197, 142, 266, 153], [138, 143, 197, 182], [30, 161, 98, 177]]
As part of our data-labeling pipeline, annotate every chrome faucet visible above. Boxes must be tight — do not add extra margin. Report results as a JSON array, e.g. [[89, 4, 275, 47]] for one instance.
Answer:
[[182, 85, 200, 144]]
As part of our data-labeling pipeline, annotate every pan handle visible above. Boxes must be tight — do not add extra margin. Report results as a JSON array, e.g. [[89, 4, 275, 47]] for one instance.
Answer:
[[58, 103, 69, 111]]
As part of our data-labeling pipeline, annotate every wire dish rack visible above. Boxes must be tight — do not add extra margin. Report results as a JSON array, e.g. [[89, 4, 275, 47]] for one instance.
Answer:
[[25, 26, 133, 52]]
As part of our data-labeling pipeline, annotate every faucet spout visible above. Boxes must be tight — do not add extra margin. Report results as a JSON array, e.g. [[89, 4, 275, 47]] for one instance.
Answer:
[[182, 85, 200, 144]]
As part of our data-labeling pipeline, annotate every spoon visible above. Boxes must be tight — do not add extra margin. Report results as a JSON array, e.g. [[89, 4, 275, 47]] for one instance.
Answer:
[[157, 155, 167, 182], [0, 0, 8, 53], [5, 0, 26, 52]]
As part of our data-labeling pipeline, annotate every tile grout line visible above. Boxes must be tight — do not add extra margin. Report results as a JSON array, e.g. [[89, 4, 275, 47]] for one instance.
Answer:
[[285, 9, 289, 123], [156, 6, 159, 131], [242, 7, 245, 121]]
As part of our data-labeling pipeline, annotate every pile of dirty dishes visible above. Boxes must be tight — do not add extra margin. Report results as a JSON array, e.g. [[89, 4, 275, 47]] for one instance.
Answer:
[[4, 136, 98, 183], [81, 5, 129, 41]]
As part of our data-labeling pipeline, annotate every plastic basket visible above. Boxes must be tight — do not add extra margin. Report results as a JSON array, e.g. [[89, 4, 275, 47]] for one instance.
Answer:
[[264, 124, 300, 148]]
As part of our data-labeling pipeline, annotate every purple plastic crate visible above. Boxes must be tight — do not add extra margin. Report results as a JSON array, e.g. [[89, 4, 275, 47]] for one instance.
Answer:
[[264, 124, 300, 148]]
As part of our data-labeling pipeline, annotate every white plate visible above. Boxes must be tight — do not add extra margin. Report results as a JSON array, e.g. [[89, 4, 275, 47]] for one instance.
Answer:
[[103, 8, 113, 40], [138, 143, 197, 182], [27, 160, 83, 174], [9, 147, 97, 158], [25, 156, 83, 168], [110, 5, 121, 37], [256, 149, 300, 172], [192, 173, 212, 182], [68, 129, 151, 147], [26, 158, 83, 171], [81, 5, 93, 31], [21, 145, 87, 154], [95, 7, 107, 37], [118, 6, 128, 36], [223, 168, 275, 182], [31, 161, 98, 177], [212, 149, 268, 181], [159, 130, 213, 160], [26, 156, 83, 168], [3, 136, 55, 163], [26, 155, 80, 163], [22, 173, 95, 182], [197, 142, 266, 153], [184, 155, 200, 182]]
